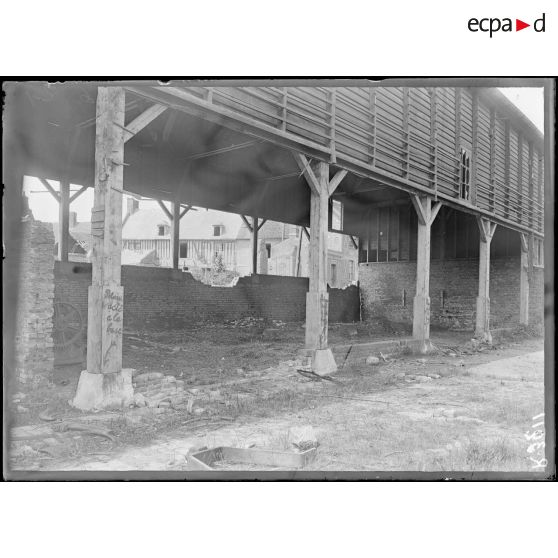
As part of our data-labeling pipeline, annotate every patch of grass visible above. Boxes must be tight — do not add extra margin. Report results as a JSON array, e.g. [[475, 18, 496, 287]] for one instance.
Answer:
[[464, 437, 519, 468]]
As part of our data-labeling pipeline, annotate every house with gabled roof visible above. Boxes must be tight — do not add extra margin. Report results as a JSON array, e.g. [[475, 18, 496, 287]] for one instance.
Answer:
[[121, 199, 285, 275]]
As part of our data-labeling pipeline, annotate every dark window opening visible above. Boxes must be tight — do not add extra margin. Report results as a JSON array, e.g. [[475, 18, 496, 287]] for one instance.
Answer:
[[265, 243, 271, 258], [158, 225, 166, 236], [330, 263, 337, 286], [179, 241, 188, 258], [213, 225, 222, 237], [459, 147, 471, 201]]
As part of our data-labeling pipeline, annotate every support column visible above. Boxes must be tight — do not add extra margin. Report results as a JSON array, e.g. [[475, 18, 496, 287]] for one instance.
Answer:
[[291, 153, 348, 375], [59, 180, 70, 262], [72, 87, 132, 410], [519, 233, 530, 325], [251, 215, 259, 275], [475, 217, 497, 343], [171, 195, 180, 270], [411, 195, 442, 353], [305, 161, 335, 374]]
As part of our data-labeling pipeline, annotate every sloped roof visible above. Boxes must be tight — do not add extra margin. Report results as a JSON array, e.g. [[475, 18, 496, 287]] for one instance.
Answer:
[[121, 248, 159, 266], [122, 204, 287, 241], [51, 222, 91, 254]]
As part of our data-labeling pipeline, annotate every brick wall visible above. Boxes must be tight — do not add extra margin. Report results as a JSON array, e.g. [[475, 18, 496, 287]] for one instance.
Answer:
[[359, 257, 544, 330], [54, 263, 360, 331], [14, 220, 55, 383], [529, 267, 544, 326]]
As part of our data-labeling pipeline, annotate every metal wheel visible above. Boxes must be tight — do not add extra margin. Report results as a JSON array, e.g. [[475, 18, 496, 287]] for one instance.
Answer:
[[53, 302, 83, 348]]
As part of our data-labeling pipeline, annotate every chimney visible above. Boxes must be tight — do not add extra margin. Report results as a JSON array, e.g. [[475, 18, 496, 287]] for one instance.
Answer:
[[126, 197, 139, 216], [69, 211, 78, 228]]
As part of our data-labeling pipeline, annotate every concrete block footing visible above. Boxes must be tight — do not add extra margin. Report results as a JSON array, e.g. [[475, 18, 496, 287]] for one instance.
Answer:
[[311, 348, 338, 376], [71, 368, 134, 411]]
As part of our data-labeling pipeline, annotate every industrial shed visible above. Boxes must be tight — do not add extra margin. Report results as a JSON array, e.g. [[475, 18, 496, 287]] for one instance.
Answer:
[[4, 80, 547, 410]]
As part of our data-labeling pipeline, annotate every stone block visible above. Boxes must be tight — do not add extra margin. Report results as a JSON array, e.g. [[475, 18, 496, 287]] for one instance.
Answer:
[[71, 368, 134, 411]]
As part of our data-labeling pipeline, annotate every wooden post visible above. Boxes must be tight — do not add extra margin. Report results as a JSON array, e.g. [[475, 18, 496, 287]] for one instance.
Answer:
[[73, 87, 132, 411], [475, 217, 497, 343], [519, 233, 530, 325], [292, 152, 337, 375], [59, 180, 70, 262], [410, 195, 441, 352], [171, 195, 180, 270], [251, 215, 258, 275], [305, 160, 335, 374]]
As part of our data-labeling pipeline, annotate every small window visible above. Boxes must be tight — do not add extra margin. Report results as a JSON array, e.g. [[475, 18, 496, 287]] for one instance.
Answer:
[[332, 199, 344, 231], [330, 263, 337, 286], [213, 225, 222, 237], [265, 243, 271, 258], [459, 148, 471, 201], [158, 225, 166, 236], [348, 260, 354, 282]]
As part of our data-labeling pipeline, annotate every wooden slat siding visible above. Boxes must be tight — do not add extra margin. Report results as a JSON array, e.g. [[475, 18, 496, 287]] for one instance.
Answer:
[[476, 101, 492, 213], [137, 86, 542, 237], [489, 108, 496, 213], [518, 133, 524, 225], [454, 88, 462, 197], [375, 88, 406, 178], [522, 140, 532, 228], [527, 142, 535, 229], [329, 89, 337, 163], [370, 88, 377, 166], [509, 128, 520, 221], [504, 119, 511, 219], [429, 88, 438, 196], [402, 87, 411, 179], [537, 153, 543, 232], [492, 114, 506, 215], [460, 89, 474, 148], [470, 90, 479, 206]]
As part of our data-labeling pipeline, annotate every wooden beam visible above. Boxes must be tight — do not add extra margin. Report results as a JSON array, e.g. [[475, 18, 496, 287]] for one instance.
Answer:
[[291, 151, 320, 196], [86, 86, 126, 378], [157, 199, 173, 221], [69, 184, 88, 203], [328, 169, 348, 196], [59, 180, 70, 262], [410, 194, 428, 226], [412, 195, 433, 349], [476, 216, 497, 243], [39, 178, 60, 202], [519, 233, 530, 325], [171, 195, 180, 270], [349, 235, 358, 250], [475, 217, 496, 343], [122, 103, 167, 143], [302, 227, 310, 240], [305, 161, 336, 375], [186, 140, 261, 161], [240, 214, 253, 232], [251, 216, 259, 274], [126, 86, 331, 159], [257, 218, 267, 232], [431, 201, 442, 224]]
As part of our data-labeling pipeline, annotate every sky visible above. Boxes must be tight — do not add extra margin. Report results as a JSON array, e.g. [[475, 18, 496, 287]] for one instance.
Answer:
[[24, 87, 545, 224]]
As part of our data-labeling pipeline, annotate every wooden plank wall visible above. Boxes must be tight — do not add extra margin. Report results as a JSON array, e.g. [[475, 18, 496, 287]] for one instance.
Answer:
[[178, 86, 543, 234], [358, 205, 523, 264]]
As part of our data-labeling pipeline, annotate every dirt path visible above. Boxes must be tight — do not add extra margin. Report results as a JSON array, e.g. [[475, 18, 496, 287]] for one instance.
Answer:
[[48, 340, 544, 473]]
